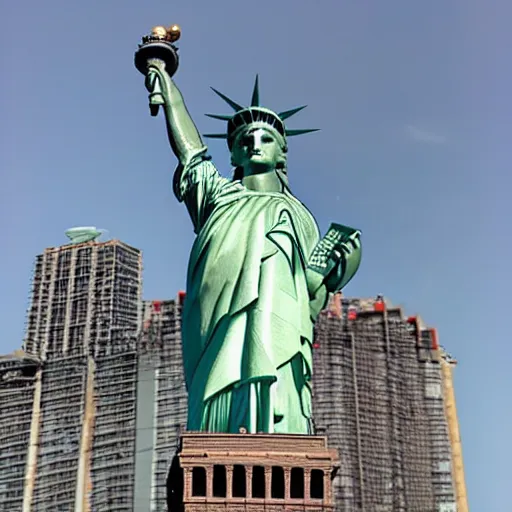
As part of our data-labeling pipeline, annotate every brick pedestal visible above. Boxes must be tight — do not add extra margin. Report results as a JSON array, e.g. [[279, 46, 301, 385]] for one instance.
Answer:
[[167, 432, 339, 512]]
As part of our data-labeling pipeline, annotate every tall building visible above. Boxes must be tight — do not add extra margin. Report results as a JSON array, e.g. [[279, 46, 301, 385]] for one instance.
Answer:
[[0, 238, 142, 511], [0, 234, 468, 511], [312, 294, 468, 512]]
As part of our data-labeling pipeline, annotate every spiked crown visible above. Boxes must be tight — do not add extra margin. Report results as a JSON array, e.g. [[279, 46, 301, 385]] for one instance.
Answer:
[[204, 76, 318, 150]]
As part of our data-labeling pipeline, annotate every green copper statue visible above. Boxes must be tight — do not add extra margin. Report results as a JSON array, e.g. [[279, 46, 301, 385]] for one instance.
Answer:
[[135, 26, 362, 435]]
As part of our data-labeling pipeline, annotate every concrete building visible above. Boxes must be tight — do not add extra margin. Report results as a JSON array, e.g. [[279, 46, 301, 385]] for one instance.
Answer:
[[0, 350, 41, 511], [135, 298, 187, 511], [312, 294, 468, 512], [0, 238, 142, 511]]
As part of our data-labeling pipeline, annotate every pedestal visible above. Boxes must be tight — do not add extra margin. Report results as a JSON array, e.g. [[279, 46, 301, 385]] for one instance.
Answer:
[[167, 432, 339, 512]]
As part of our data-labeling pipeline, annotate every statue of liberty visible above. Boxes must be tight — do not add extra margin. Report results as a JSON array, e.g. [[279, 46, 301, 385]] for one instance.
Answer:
[[135, 26, 362, 435]]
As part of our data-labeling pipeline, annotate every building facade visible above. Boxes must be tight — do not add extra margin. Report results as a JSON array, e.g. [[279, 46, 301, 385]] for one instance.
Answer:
[[0, 351, 41, 511], [312, 295, 466, 512], [1, 239, 142, 511], [134, 298, 188, 511]]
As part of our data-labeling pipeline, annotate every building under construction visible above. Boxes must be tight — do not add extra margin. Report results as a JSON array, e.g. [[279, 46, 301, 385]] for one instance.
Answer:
[[0, 238, 468, 511], [313, 295, 468, 512], [1, 238, 143, 511]]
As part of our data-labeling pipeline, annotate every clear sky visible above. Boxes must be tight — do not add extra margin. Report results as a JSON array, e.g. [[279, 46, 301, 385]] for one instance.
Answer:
[[1, 0, 510, 509]]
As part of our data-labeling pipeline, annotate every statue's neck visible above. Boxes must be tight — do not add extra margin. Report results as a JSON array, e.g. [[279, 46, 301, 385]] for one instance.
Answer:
[[242, 170, 283, 193]]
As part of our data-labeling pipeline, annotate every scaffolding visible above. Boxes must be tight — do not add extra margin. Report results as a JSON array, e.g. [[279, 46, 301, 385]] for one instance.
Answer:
[[31, 355, 87, 511], [411, 322, 458, 512], [138, 298, 188, 511], [23, 240, 142, 361], [312, 296, 456, 512], [89, 352, 138, 511], [2, 239, 143, 512], [0, 352, 40, 511]]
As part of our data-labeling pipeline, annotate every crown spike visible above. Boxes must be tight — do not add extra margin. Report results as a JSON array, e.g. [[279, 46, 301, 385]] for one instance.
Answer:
[[278, 105, 307, 121], [285, 128, 320, 137], [210, 87, 244, 111], [205, 114, 233, 121], [251, 75, 260, 107]]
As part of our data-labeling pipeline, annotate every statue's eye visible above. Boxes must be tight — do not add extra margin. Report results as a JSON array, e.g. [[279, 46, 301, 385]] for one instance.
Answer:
[[262, 135, 274, 143]]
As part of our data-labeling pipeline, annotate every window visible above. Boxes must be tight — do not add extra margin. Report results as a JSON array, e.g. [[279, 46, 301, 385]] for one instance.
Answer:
[[290, 467, 305, 499], [232, 465, 246, 498], [310, 469, 324, 499], [252, 466, 265, 498], [192, 467, 206, 497], [271, 466, 285, 499], [213, 465, 227, 497]]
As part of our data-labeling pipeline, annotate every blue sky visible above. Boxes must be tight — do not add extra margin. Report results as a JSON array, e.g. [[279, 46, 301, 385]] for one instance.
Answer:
[[1, 0, 510, 509]]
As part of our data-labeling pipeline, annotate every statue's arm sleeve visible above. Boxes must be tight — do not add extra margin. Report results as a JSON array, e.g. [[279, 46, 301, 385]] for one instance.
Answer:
[[173, 153, 229, 234]]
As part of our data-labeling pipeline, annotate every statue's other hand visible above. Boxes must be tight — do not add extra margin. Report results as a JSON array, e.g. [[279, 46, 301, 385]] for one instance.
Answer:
[[324, 234, 362, 293]]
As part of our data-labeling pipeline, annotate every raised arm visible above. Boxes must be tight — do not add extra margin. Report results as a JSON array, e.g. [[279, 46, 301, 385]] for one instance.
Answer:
[[145, 58, 206, 167], [141, 56, 231, 232]]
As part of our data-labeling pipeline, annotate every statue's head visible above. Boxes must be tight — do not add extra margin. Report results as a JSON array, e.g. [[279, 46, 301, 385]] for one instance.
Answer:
[[230, 113, 287, 178], [204, 76, 318, 180]]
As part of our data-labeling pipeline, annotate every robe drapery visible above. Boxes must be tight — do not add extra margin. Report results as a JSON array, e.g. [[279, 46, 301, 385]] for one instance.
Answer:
[[175, 152, 323, 434]]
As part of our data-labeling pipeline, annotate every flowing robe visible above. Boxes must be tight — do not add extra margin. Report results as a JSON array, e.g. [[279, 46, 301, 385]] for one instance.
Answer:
[[176, 152, 325, 434]]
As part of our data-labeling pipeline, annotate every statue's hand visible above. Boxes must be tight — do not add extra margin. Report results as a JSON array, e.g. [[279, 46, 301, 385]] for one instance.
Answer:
[[144, 59, 167, 116], [324, 233, 362, 292]]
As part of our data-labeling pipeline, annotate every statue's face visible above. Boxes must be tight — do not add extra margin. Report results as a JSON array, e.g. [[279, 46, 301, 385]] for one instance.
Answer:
[[232, 128, 283, 175]]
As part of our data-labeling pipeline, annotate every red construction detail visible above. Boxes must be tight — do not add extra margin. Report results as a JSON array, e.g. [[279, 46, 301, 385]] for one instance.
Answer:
[[348, 309, 357, 321], [152, 300, 162, 313], [406, 316, 421, 345], [178, 290, 186, 305], [313, 343, 320, 349], [430, 328, 439, 350], [374, 301, 385, 312]]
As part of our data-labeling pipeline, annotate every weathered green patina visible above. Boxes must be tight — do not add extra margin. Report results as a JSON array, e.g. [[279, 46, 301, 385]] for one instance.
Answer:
[[136, 28, 362, 434]]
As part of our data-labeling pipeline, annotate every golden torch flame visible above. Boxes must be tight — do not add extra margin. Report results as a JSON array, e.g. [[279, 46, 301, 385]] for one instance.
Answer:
[[167, 24, 181, 42]]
